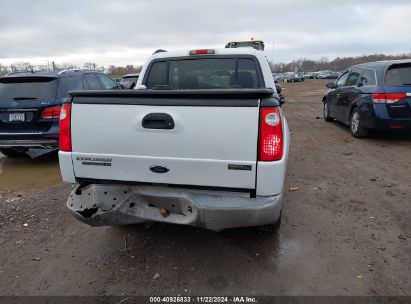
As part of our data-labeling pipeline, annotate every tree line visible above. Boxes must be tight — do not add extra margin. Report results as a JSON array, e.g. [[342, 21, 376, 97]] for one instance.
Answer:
[[1, 53, 410, 77], [270, 53, 411, 73], [106, 65, 143, 79], [0, 61, 142, 78]]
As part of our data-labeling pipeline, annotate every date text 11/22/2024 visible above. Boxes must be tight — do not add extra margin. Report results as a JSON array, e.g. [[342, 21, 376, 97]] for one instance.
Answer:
[[149, 296, 257, 303]]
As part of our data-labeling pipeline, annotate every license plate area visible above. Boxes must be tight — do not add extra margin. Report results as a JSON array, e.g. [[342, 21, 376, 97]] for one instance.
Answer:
[[9, 113, 25, 122]]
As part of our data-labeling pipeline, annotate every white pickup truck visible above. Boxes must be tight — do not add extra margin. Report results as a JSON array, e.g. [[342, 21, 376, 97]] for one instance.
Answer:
[[59, 48, 290, 232]]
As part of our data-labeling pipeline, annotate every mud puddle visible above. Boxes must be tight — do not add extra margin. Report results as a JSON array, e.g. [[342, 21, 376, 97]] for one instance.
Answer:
[[0, 152, 62, 193]]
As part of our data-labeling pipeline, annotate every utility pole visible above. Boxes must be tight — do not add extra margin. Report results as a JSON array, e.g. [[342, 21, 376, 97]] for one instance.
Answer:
[[271, 40, 275, 64]]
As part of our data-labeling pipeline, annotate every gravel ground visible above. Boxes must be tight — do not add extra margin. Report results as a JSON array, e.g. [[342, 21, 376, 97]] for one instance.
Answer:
[[0, 79, 410, 296]]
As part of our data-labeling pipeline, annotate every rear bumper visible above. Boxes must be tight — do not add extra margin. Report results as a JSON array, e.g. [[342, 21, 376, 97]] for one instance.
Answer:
[[0, 139, 58, 148], [360, 104, 411, 129], [364, 118, 411, 129], [67, 184, 283, 231], [361, 114, 411, 129], [0, 120, 59, 148]]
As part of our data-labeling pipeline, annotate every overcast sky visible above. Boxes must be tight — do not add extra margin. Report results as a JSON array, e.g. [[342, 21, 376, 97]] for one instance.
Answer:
[[0, 0, 410, 67]]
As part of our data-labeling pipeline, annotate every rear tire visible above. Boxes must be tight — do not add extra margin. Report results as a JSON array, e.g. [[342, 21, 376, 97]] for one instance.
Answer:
[[257, 211, 282, 234], [350, 108, 368, 138], [323, 101, 333, 122], [0, 148, 27, 158]]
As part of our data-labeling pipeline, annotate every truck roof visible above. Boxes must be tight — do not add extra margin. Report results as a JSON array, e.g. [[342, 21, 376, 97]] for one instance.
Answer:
[[150, 48, 260, 60]]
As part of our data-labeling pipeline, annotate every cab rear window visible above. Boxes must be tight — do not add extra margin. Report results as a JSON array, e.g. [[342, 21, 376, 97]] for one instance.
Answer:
[[145, 57, 262, 89], [385, 64, 411, 86]]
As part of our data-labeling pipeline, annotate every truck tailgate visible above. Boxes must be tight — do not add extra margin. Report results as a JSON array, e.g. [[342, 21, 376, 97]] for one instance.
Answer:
[[69, 90, 273, 190]]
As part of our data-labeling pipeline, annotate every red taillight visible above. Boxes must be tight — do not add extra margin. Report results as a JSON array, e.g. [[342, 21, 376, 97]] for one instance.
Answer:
[[189, 49, 215, 55], [372, 93, 406, 104], [258, 107, 283, 161], [59, 104, 71, 152], [41, 106, 62, 119]]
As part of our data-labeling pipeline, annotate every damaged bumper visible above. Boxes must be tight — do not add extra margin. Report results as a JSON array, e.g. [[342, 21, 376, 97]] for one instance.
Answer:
[[67, 184, 283, 231]]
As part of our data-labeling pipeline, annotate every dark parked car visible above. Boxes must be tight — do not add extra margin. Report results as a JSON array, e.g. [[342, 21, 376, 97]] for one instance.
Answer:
[[119, 73, 140, 89], [285, 73, 303, 83], [0, 69, 119, 157], [322, 60, 411, 137], [327, 72, 340, 79]]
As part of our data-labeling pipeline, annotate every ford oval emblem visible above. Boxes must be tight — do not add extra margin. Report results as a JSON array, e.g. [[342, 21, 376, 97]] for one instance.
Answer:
[[150, 165, 169, 174]]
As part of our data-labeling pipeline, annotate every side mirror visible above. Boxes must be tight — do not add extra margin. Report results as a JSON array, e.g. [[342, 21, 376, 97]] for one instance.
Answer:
[[326, 82, 336, 89], [275, 84, 282, 94]]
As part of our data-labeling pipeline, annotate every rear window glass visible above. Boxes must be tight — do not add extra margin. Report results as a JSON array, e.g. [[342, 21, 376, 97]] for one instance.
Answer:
[[170, 59, 236, 89], [146, 61, 168, 89], [345, 70, 361, 86], [385, 64, 411, 86], [83, 74, 102, 90], [97, 74, 118, 90], [237, 58, 261, 88], [360, 69, 376, 86], [145, 57, 262, 89], [0, 78, 58, 101], [336, 72, 349, 87], [57, 76, 82, 98]]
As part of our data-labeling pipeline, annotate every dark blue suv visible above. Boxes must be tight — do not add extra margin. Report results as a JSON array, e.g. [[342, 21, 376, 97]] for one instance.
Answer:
[[0, 69, 119, 157], [323, 60, 411, 137]]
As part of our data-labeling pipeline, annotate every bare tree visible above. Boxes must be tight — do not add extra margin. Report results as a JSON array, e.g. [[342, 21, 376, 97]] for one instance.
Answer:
[[10, 62, 31, 72], [83, 62, 97, 70], [0, 63, 10, 76]]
